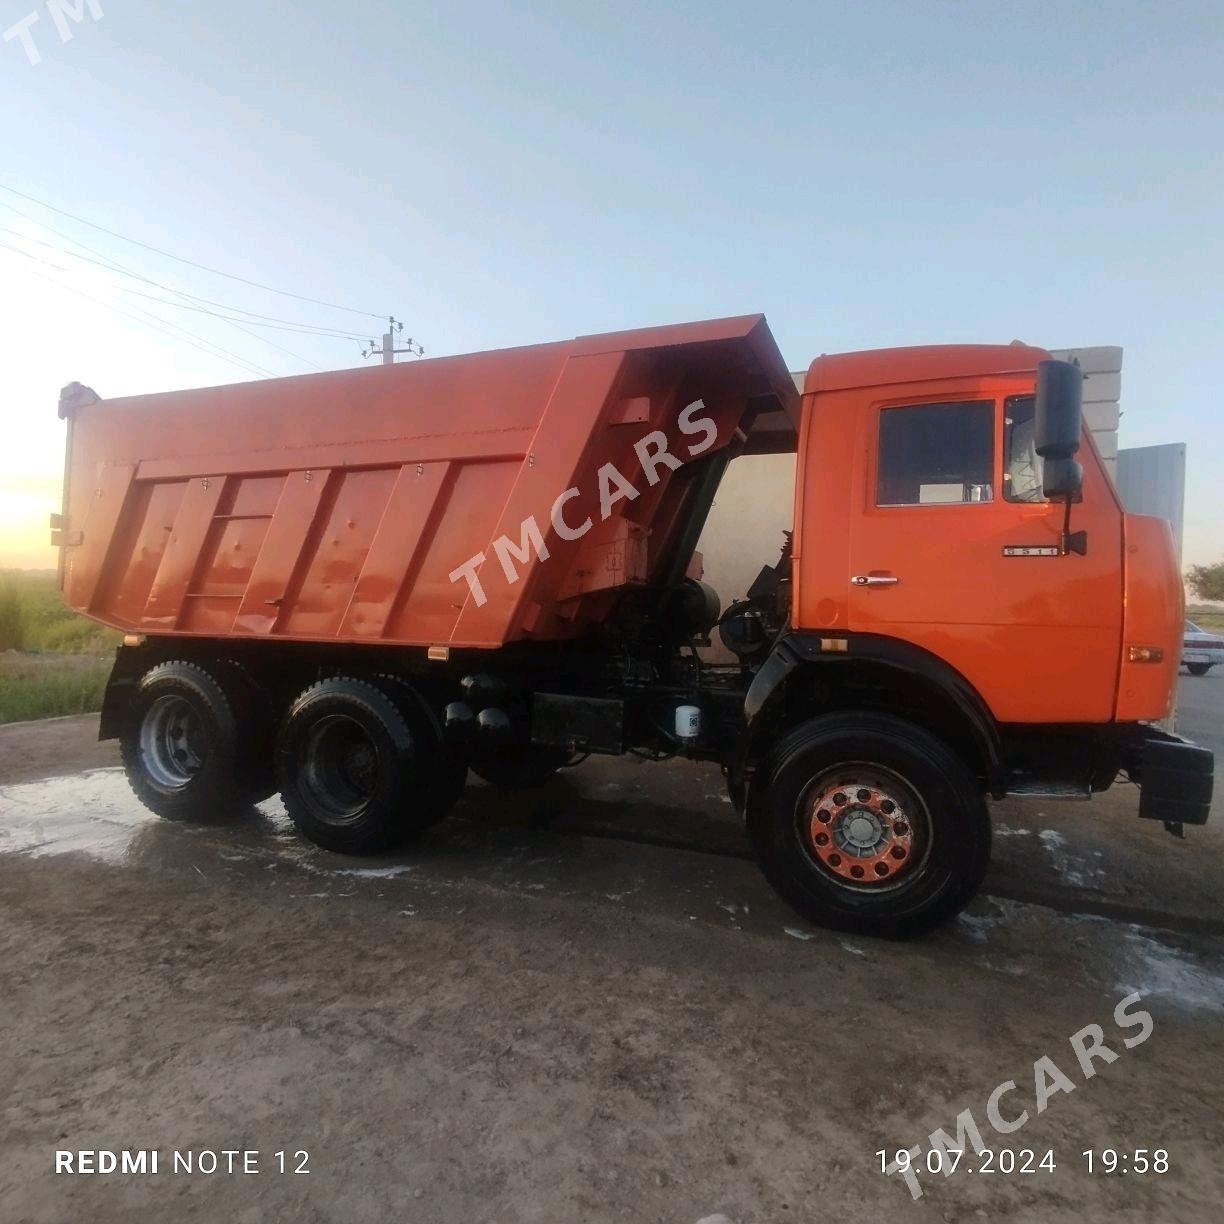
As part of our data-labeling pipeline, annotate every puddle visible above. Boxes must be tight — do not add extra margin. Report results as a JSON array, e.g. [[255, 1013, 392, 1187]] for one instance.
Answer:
[[960, 898, 1224, 1014], [0, 768, 370, 883], [329, 865, 417, 879], [956, 896, 1030, 942], [1037, 827, 1104, 890], [1116, 928, 1224, 1011], [0, 768, 155, 864]]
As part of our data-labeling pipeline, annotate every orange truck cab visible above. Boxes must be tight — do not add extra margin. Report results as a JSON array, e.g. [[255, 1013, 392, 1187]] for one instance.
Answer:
[[60, 315, 1212, 937]]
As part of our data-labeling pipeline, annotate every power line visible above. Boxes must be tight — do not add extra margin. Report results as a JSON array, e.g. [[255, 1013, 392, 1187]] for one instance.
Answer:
[[116, 290, 366, 341], [0, 209, 371, 340], [0, 182, 388, 321], [115, 290, 327, 369], [0, 243, 275, 379], [0, 226, 330, 371], [0, 237, 284, 375]]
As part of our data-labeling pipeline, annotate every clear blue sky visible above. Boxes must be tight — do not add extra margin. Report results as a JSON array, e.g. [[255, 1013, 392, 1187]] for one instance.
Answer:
[[1, 0, 1220, 567]]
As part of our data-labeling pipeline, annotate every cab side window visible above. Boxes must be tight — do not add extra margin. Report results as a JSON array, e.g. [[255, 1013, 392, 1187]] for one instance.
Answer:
[[876, 401, 994, 506], [1003, 394, 1044, 503]]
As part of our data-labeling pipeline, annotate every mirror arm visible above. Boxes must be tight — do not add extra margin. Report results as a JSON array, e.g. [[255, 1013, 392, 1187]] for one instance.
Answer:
[[1059, 496, 1088, 556]]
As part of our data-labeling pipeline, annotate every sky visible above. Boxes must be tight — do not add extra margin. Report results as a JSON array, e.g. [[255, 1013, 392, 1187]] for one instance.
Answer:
[[1, 0, 1221, 570]]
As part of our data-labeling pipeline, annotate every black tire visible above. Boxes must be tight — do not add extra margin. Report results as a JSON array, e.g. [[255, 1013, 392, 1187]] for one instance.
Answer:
[[369, 674, 467, 828], [277, 676, 441, 854], [749, 712, 990, 939], [1187, 663, 1212, 677], [214, 659, 279, 803], [471, 745, 571, 790], [119, 660, 249, 820]]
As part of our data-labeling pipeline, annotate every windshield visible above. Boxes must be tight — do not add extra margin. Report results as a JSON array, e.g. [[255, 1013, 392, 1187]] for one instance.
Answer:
[[1186, 621, 1202, 633]]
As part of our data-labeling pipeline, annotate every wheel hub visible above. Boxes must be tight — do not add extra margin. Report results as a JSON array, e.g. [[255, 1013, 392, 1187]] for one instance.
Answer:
[[303, 715, 380, 821], [839, 810, 884, 851], [140, 695, 205, 790], [802, 774, 919, 886], [342, 741, 377, 793]]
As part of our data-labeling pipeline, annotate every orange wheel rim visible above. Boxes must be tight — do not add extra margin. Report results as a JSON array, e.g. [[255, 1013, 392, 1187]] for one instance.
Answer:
[[801, 768, 925, 888]]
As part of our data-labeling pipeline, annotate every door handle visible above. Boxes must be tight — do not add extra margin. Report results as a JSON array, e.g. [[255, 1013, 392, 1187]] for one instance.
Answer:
[[851, 575, 900, 587]]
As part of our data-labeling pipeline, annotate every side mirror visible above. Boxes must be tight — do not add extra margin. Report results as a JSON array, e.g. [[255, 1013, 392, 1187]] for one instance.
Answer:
[[1034, 359, 1083, 460], [1042, 456, 1083, 501], [1035, 360, 1088, 555]]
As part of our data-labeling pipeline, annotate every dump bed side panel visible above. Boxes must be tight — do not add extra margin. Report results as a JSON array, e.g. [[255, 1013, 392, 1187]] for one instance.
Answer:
[[59, 316, 797, 649]]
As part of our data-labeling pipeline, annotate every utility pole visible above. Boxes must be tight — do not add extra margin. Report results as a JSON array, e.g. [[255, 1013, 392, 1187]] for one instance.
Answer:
[[362, 317, 424, 365]]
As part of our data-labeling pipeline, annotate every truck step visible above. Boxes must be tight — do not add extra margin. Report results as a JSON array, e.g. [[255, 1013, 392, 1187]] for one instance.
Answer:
[[1003, 778, 1092, 800]]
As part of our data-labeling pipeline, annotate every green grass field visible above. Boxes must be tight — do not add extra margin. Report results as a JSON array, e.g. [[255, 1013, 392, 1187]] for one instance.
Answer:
[[1187, 605, 1224, 633], [0, 570, 118, 725], [0, 652, 113, 724]]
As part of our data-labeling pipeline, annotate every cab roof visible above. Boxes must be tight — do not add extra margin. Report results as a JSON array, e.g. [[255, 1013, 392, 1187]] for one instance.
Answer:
[[804, 343, 1052, 395]]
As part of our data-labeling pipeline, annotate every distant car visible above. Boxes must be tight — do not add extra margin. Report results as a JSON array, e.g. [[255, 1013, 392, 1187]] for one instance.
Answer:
[[1183, 620, 1224, 675]]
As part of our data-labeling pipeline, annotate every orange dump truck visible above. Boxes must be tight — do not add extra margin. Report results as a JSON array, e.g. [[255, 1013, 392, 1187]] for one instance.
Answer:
[[55, 314, 1212, 935]]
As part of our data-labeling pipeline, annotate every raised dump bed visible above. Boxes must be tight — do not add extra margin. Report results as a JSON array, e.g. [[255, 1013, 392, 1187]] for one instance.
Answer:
[[56, 315, 798, 649]]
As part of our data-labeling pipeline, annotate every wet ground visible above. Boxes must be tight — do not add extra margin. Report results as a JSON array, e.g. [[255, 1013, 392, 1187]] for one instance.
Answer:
[[2, 675, 1223, 1223]]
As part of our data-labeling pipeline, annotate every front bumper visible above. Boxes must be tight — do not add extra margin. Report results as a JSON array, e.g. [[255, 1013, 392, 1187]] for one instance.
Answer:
[[1128, 729, 1214, 827]]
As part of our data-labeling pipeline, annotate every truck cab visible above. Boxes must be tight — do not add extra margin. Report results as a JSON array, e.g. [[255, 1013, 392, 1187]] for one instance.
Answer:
[[793, 344, 1180, 726]]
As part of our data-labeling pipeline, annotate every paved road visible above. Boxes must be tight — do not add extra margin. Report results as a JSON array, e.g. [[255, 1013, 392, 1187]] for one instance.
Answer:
[[1175, 666, 1223, 759], [1177, 669, 1224, 817]]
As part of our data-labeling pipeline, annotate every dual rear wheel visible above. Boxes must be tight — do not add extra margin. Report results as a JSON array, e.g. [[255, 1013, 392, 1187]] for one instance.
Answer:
[[276, 676, 465, 854], [120, 664, 465, 853], [120, 660, 273, 818]]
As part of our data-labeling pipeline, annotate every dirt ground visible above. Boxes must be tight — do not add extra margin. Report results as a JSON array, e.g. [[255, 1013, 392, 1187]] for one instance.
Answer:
[[2, 678, 1223, 1223]]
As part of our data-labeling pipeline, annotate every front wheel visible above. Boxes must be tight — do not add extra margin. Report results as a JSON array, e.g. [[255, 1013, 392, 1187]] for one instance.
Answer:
[[1187, 663, 1213, 677], [749, 712, 990, 938]]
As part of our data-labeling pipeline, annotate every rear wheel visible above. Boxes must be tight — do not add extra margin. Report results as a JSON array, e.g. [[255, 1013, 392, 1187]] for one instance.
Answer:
[[120, 660, 249, 820], [370, 674, 466, 828], [277, 676, 457, 854], [1188, 663, 1212, 676], [749, 712, 990, 938], [213, 659, 278, 803]]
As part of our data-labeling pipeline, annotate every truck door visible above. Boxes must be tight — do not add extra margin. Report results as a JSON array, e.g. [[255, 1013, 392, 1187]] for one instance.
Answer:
[[846, 383, 1124, 723]]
